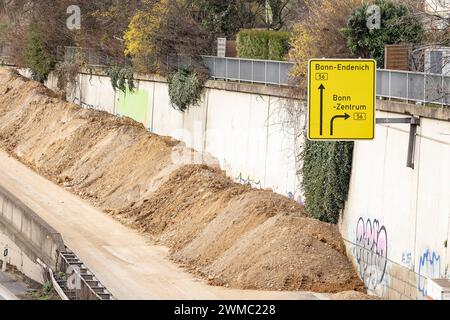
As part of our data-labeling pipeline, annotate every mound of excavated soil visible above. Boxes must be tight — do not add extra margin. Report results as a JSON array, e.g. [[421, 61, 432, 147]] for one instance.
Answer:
[[0, 68, 364, 293]]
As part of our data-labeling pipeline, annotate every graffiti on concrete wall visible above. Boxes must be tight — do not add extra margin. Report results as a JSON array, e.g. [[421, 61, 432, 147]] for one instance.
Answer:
[[354, 217, 388, 290], [73, 97, 111, 113], [417, 249, 441, 296], [235, 173, 262, 189], [401, 252, 413, 268], [287, 192, 303, 205], [117, 88, 150, 128]]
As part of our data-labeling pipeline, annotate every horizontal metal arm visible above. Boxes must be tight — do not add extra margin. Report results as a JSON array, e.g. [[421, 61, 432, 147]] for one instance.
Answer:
[[376, 117, 421, 169], [376, 117, 420, 125]]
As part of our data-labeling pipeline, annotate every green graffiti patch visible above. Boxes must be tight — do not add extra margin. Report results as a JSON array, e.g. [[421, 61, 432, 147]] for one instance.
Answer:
[[117, 88, 150, 128]]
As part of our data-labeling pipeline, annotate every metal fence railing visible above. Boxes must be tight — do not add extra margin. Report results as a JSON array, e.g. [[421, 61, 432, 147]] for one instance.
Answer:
[[0, 44, 14, 66], [200, 56, 294, 86], [64, 47, 295, 86], [377, 69, 450, 106], [63, 46, 128, 67], [59, 47, 450, 106]]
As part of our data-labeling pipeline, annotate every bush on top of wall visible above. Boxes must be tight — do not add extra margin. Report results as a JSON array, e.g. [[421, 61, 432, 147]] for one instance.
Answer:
[[237, 29, 291, 61], [168, 66, 206, 112]]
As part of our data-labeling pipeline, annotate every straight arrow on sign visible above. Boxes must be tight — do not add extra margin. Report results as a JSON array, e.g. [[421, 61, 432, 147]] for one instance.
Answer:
[[330, 113, 350, 136], [318, 84, 325, 136]]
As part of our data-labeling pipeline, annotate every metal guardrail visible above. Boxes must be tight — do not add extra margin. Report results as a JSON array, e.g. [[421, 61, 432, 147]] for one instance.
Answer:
[[200, 55, 293, 86], [63, 46, 128, 68], [377, 69, 450, 107], [65, 46, 295, 86], [36, 46, 450, 106]]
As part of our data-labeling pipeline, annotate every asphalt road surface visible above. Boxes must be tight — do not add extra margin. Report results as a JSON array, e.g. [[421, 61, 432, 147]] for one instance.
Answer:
[[0, 150, 327, 300]]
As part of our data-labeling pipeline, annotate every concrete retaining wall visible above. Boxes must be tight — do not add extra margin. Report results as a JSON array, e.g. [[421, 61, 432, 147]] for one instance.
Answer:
[[0, 184, 65, 283], [339, 104, 450, 300]]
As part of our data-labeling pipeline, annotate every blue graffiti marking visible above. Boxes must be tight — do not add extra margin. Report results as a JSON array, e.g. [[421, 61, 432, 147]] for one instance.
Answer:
[[417, 250, 441, 296], [401, 252, 412, 267], [287, 192, 303, 205]]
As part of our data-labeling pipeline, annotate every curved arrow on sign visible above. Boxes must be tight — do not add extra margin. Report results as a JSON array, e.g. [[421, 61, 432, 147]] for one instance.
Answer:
[[330, 113, 350, 136]]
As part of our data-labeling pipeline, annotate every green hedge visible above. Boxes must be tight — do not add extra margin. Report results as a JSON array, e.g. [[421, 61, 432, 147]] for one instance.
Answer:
[[25, 19, 55, 83], [300, 140, 354, 224], [237, 29, 290, 61]]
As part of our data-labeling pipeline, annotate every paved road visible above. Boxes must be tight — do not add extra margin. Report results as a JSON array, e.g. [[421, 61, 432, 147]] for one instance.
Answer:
[[0, 271, 24, 300], [0, 150, 326, 300]]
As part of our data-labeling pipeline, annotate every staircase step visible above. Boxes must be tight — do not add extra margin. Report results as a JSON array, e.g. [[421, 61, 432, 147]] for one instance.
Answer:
[[60, 259, 83, 265], [60, 251, 75, 256], [90, 287, 106, 293], [80, 274, 94, 281], [98, 293, 112, 300], [56, 280, 67, 287]]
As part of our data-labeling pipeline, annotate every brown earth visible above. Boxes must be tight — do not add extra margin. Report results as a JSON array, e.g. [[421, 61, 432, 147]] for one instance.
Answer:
[[331, 291, 381, 300], [0, 68, 364, 293]]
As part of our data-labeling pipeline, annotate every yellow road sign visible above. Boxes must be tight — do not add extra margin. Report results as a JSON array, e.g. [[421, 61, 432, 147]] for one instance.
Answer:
[[308, 59, 376, 140]]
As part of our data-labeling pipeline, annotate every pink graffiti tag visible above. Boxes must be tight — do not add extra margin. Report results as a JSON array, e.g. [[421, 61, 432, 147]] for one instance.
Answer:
[[355, 218, 388, 289]]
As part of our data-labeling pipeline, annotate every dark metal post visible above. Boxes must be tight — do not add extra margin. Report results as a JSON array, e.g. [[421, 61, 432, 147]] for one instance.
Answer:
[[376, 117, 420, 169], [407, 117, 420, 169]]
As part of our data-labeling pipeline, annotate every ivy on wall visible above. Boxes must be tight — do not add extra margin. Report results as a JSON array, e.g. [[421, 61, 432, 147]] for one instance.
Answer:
[[106, 66, 136, 93], [168, 66, 206, 112], [300, 139, 354, 224]]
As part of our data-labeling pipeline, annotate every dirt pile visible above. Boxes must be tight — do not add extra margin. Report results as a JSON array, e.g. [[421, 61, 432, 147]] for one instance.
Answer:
[[0, 68, 364, 293]]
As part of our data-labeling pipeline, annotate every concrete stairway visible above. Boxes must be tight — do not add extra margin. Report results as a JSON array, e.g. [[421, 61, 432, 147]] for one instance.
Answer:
[[56, 249, 114, 300]]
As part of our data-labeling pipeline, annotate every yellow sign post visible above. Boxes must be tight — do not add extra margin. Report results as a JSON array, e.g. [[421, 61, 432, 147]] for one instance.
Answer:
[[308, 59, 376, 140]]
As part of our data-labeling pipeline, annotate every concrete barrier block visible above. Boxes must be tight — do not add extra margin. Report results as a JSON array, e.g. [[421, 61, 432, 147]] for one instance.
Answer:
[[22, 213, 31, 239], [12, 206, 22, 230], [0, 194, 4, 216], [42, 236, 53, 262], [30, 221, 43, 247], [0, 187, 65, 271], [4, 199, 13, 222]]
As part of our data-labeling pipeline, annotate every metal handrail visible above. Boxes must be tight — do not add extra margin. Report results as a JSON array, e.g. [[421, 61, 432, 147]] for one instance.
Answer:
[[200, 54, 294, 65]]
